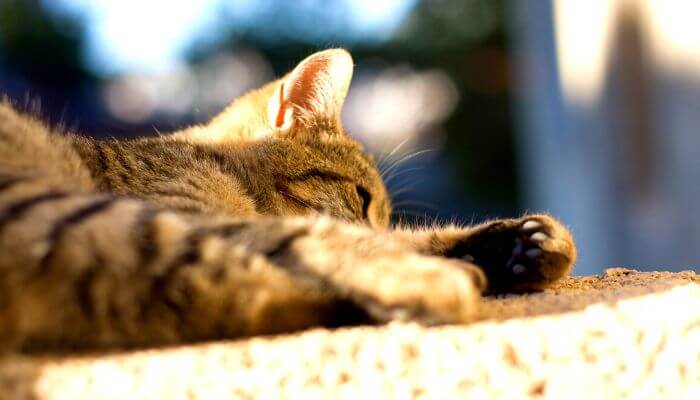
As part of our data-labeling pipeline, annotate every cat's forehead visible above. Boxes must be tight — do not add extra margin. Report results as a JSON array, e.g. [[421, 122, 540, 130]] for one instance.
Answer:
[[301, 135, 375, 167]]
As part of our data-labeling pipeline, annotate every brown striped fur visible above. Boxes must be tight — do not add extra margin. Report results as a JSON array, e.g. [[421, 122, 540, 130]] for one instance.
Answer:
[[0, 49, 576, 351]]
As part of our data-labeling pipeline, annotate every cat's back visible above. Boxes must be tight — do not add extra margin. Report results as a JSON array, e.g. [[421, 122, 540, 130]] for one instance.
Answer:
[[0, 100, 95, 191]]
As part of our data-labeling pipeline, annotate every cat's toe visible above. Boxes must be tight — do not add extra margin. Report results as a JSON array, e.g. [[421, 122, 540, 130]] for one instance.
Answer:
[[529, 232, 548, 242], [508, 219, 551, 266], [448, 214, 576, 294], [500, 215, 576, 292], [521, 220, 542, 231]]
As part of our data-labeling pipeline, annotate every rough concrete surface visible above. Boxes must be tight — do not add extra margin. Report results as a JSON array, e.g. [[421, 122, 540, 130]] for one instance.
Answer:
[[1, 268, 699, 399]]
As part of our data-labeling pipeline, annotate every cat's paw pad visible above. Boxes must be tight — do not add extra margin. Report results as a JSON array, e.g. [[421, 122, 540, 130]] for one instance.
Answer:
[[504, 216, 576, 292], [449, 214, 576, 293], [506, 220, 551, 275]]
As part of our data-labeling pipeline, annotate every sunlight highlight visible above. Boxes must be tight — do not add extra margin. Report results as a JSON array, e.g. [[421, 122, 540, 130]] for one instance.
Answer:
[[47, 0, 221, 75], [103, 50, 272, 122], [343, 67, 458, 154], [553, 0, 618, 106], [641, 0, 700, 79], [47, 0, 418, 75]]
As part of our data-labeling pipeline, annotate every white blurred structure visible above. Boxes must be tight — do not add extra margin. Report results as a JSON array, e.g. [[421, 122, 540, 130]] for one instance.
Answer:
[[102, 50, 273, 123], [343, 66, 459, 155], [513, 1, 700, 273]]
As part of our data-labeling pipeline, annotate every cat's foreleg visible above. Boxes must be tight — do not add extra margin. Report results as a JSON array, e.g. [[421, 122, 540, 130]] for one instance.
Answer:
[[0, 177, 483, 350], [392, 214, 576, 293]]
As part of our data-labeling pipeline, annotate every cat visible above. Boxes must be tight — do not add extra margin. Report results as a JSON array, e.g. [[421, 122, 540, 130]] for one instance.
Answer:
[[0, 49, 575, 351]]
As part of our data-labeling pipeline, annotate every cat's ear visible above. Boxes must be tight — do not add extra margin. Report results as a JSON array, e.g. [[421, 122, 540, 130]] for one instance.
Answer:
[[267, 48, 353, 135], [181, 49, 353, 142]]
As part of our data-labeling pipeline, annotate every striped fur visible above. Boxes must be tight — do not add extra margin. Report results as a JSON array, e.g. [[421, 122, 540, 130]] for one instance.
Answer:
[[0, 49, 575, 351]]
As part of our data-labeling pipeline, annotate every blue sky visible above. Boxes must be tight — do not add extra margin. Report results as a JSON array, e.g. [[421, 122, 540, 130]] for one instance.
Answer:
[[45, 0, 419, 75]]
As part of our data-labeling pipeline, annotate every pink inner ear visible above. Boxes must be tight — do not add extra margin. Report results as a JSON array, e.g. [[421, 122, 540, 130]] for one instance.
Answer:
[[285, 50, 353, 119], [267, 49, 353, 131], [285, 58, 327, 111], [275, 82, 287, 128]]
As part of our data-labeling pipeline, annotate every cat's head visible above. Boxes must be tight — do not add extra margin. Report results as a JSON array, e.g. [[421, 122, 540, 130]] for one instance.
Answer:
[[178, 49, 392, 228]]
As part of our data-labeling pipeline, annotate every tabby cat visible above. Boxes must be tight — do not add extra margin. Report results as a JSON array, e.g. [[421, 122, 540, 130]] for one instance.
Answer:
[[0, 49, 575, 351]]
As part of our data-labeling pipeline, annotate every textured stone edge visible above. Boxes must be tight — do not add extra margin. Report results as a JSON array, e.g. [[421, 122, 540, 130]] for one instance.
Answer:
[[1, 270, 699, 400]]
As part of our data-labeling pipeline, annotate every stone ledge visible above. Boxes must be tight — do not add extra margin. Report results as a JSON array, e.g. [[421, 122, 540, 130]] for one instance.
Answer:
[[1, 269, 698, 399]]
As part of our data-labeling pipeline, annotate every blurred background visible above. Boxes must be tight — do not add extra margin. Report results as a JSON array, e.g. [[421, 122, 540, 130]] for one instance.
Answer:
[[1, 0, 698, 274]]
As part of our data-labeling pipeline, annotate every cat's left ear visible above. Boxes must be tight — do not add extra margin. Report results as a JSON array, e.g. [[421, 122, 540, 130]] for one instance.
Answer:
[[267, 49, 353, 135]]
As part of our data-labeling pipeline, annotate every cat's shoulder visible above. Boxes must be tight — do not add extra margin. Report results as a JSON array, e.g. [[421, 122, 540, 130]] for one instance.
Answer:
[[0, 98, 55, 140]]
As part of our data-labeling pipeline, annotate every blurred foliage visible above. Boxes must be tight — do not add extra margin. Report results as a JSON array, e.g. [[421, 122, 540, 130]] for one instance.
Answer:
[[0, 0, 88, 86], [397, 0, 516, 205]]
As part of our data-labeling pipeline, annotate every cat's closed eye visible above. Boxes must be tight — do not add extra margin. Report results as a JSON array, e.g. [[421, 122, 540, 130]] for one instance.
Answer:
[[356, 185, 372, 220]]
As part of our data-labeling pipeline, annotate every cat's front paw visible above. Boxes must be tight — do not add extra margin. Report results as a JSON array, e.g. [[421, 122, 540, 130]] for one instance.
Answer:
[[446, 214, 576, 293], [352, 254, 485, 325]]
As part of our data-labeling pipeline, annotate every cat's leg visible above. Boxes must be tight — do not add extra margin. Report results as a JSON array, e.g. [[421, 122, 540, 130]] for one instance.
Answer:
[[0, 175, 483, 350], [392, 214, 576, 293], [276, 216, 486, 325]]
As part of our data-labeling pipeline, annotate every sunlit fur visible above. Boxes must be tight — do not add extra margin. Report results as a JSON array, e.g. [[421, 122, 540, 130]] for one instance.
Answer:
[[0, 49, 575, 351], [74, 130, 392, 226]]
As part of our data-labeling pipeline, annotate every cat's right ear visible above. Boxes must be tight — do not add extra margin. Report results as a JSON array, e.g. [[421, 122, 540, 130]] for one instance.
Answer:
[[266, 49, 353, 137], [183, 49, 353, 142]]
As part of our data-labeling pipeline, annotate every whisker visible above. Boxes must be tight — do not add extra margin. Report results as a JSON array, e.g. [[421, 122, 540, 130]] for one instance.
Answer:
[[386, 181, 424, 198], [388, 178, 422, 194], [383, 166, 425, 187], [384, 137, 412, 162], [389, 188, 419, 200], [381, 149, 436, 180], [377, 137, 413, 173], [381, 147, 418, 176]]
